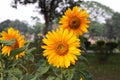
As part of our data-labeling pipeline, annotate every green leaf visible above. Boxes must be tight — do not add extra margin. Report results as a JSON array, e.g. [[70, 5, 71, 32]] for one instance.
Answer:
[[63, 68, 75, 80], [26, 53, 34, 62], [10, 46, 26, 56], [73, 59, 93, 80], [23, 47, 36, 62], [78, 56, 89, 66], [79, 70, 93, 80], [79, 36, 87, 53], [29, 54, 34, 62], [0, 39, 15, 46], [46, 76, 55, 80], [8, 68, 22, 79], [30, 74, 40, 80], [37, 61, 50, 76], [6, 76, 19, 80], [26, 47, 36, 55], [22, 74, 33, 80], [10, 42, 30, 56]]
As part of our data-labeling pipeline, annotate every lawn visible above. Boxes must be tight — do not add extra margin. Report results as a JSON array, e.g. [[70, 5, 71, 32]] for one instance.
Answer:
[[84, 53, 120, 80]]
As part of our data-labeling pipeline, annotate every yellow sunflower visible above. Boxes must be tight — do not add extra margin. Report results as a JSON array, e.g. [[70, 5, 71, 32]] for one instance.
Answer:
[[0, 27, 26, 59], [80, 78, 83, 80], [59, 6, 90, 35], [42, 28, 81, 68]]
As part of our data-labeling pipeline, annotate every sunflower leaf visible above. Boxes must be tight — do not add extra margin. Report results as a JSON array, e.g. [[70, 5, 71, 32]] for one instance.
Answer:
[[37, 61, 50, 76], [10, 43, 29, 56], [25, 47, 36, 55], [79, 70, 93, 80], [25, 47, 36, 62], [0, 39, 16, 46], [10, 46, 26, 56], [46, 76, 55, 80], [8, 68, 22, 78], [79, 36, 87, 53], [78, 56, 89, 66], [63, 68, 75, 80]]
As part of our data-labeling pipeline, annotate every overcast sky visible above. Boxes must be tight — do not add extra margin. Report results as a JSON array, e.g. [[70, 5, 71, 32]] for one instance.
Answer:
[[0, 0, 120, 25], [91, 0, 120, 12]]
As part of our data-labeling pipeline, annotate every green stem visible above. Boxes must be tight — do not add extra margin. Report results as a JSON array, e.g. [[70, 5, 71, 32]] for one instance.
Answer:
[[19, 64, 28, 73], [0, 60, 4, 80], [60, 68, 63, 80]]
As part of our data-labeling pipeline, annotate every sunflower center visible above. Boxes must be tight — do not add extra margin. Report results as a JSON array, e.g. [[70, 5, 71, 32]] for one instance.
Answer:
[[69, 16, 80, 29], [56, 42, 68, 56], [13, 39, 19, 49]]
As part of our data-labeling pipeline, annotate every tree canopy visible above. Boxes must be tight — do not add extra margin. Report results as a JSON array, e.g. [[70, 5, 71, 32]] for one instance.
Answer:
[[89, 21, 106, 37], [0, 19, 28, 33], [81, 1, 114, 23], [105, 12, 120, 40]]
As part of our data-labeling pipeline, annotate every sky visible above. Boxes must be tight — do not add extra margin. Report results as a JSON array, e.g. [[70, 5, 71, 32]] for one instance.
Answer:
[[0, 0, 120, 25], [91, 0, 120, 12], [0, 0, 45, 25]]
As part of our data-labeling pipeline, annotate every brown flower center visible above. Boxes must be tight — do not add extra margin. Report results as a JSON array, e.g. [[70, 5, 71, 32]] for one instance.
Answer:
[[69, 16, 81, 29], [13, 39, 19, 49], [56, 42, 68, 56]]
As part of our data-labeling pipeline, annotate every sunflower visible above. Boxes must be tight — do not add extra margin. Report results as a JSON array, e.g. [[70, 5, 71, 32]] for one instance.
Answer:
[[42, 28, 81, 68], [0, 27, 26, 59], [80, 78, 83, 80], [59, 6, 90, 35]]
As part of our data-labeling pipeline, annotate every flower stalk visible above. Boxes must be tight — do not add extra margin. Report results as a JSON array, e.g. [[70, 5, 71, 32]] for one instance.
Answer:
[[60, 69, 63, 80], [0, 60, 4, 80]]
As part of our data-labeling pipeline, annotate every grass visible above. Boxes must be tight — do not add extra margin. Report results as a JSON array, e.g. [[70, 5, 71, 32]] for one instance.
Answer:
[[84, 53, 120, 80]]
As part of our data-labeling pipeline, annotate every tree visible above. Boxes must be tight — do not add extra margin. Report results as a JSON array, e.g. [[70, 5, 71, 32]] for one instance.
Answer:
[[0, 19, 28, 33], [28, 22, 44, 35], [105, 12, 120, 40], [111, 12, 120, 39], [0, 19, 11, 31], [89, 21, 106, 37], [105, 19, 115, 40], [81, 1, 114, 23], [10, 20, 28, 33], [11, 0, 82, 35]]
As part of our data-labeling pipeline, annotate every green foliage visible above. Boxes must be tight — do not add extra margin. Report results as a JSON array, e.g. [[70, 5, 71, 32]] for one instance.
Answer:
[[36, 61, 50, 77], [7, 68, 22, 80], [0, 39, 15, 46], [0, 19, 28, 33], [118, 40, 120, 51], [25, 47, 36, 62], [73, 56, 93, 80], [82, 1, 113, 22], [29, 22, 44, 34], [89, 40, 119, 63], [82, 1, 120, 39], [106, 12, 120, 39], [0, 40, 35, 80], [105, 42, 118, 50], [89, 21, 106, 37], [84, 41, 91, 49], [10, 43, 29, 57], [96, 40, 105, 47], [85, 53, 120, 80]]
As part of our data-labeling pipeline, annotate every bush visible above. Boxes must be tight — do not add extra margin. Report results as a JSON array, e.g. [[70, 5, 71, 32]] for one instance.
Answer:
[[91, 40, 118, 63]]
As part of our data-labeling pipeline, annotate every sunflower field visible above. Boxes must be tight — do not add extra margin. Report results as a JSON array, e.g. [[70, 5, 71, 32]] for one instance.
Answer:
[[0, 6, 93, 80]]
